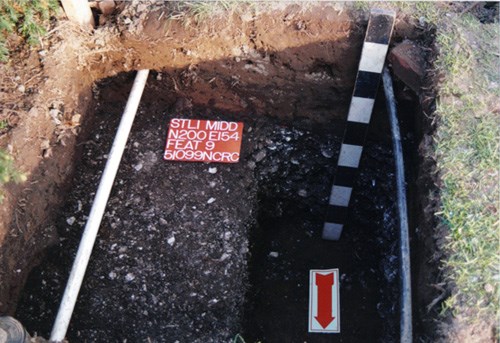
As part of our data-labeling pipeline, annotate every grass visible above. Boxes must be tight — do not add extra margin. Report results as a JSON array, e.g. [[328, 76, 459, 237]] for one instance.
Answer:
[[0, 0, 56, 189], [0, 0, 59, 61], [166, 1, 250, 23], [0, 149, 26, 201], [352, 0, 499, 332], [431, 13, 499, 319]]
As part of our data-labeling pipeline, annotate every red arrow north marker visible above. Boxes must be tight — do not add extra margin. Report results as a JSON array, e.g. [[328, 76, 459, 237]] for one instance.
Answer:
[[315, 273, 335, 328]]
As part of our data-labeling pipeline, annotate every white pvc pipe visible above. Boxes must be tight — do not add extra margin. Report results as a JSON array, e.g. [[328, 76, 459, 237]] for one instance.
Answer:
[[50, 69, 150, 342]]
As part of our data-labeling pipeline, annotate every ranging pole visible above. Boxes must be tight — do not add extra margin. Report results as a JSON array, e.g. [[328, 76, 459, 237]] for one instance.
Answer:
[[322, 9, 396, 241], [60, 0, 95, 28], [50, 70, 150, 342]]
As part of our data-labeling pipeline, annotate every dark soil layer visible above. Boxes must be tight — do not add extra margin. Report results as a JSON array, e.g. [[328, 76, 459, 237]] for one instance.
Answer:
[[15, 71, 402, 342], [242, 111, 400, 342], [16, 73, 259, 342]]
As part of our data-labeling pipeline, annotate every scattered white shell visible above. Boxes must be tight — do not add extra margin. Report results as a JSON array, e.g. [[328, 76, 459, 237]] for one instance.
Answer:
[[207, 197, 216, 204], [167, 236, 175, 246], [108, 271, 117, 280], [125, 273, 135, 282], [66, 217, 76, 225], [208, 167, 217, 174], [254, 150, 266, 162], [219, 253, 230, 261], [269, 251, 279, 258], [133, 162, 143, 171], [321, 146, 334, 158]]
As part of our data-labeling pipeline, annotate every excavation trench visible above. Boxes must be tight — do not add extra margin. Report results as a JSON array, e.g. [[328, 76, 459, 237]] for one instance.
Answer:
[[7, 8, 433, 342]]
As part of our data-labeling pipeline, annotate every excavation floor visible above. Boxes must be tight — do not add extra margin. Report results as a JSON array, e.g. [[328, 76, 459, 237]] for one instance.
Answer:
[[16, 74, 399, 342]]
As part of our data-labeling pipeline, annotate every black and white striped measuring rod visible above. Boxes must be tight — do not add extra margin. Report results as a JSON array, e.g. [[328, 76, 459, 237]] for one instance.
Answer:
[[322, 9, 396, 241]]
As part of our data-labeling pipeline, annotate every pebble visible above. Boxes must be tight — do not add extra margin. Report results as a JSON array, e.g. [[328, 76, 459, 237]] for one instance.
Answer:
[[109, 271, 117, 280], [298, 189, 308, 197], [218, 253, 230, 262], [254, 150, 266, 162], [167, 236, 175, 246], [125, 273, 135, 282], [133, 162, 143, 171], [269, 251, 279, 258], [18, 85, 25, 93], [40, 138, 50, 149], [136, 3, 148, 12], [240, 13, 253, 22], [207, 197, 216, 204], [98, 0, 116, 15], [208, 167, 217, 174], [66, 217, 76, 225], [320, 145, 334, 158]]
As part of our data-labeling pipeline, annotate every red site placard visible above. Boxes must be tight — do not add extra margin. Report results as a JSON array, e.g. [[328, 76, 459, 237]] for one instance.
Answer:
[[164, 118, 244, 163]]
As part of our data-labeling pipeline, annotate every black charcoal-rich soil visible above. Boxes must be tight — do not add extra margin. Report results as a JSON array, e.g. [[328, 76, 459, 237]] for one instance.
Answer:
[[16, 72, 400, 342]]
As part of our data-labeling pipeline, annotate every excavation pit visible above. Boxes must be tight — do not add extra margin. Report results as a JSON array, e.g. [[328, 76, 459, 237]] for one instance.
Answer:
[[3, 6, 434, 342]]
